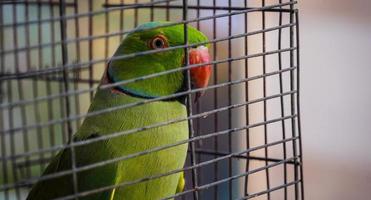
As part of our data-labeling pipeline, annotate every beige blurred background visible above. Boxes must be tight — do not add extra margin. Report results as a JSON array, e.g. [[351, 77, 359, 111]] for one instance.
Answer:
[[299, 0, 371, 199]]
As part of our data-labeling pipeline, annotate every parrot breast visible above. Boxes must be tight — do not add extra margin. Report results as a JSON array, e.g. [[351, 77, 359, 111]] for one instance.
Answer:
[[77, 88, 189, 199]]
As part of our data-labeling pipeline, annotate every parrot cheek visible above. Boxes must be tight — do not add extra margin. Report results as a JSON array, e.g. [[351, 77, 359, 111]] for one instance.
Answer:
[[189, 46, 211, 102]]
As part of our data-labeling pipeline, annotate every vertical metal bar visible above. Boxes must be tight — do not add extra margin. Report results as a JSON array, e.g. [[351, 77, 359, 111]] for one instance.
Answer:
[[0, 5, 4, 76], [88, 0, 94, 100], [183, 1, 199, 199], [150, 0, 154, 21], [134, 0, 138, 27], [196, 1, 200, 31], [45, 79, 57, 154], [289, 1, 299, 199], [49, 0, 67, 144], [45, 0, 57, 158], [176, 2, 182, 197], [166, 14, 174, 200], [59, 0, 79, 198], [165, 0, 170, 21], [295, 10, 305, 200], [6, 80, 15, 200], [105, 0, 109, 60], [195, 0, 202, 191], [261, 0, 271, 199], [15, 2, 31, 182], [24, 1, 31, 73], [35, 0, 45, 172], [0, 5, 9, 199], [19, 0, 32, 180], [227, 0, 232, 199], [10, 4, 21, 199], [73, 0, 81, 128], [278, 1, 288, 199], [212, 0, 219, 199], [119, 0, 124, 41], [243, 0, 250, 197]]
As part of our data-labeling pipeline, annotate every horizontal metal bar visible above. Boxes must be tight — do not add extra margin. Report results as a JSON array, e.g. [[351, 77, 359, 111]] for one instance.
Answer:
[[0, 25, 296, 81], [13, 137, 299, 193], [239, 180, 301, 200], [56, 148, 299, 200], [0, 42, 297, 109], [57, 157, 299, 200], [0, 1, 76, 6], [15, 157, 52, 169], [0, 1, 296, 29], [0, 22, 297, 84], [14, 146, 299, 170], [0, 74, 101, 84], [102, 4, 293, 13], [9, 137, 302, 195], [0, 0, 179, 28], [162, 157, 299, 200], [1, 65, 296, 135], [194, 149, 296, 165], [0, 115, 298, 192], [28, 75, 99, 84], [0, 18, 295, 57], [8, 92, 299, 174], [62, 156, 300, 200], [5, 89, 297, 161]]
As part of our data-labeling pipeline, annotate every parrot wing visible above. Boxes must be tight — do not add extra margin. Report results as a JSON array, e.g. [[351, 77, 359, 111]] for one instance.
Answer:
[[26, 134, 119, 200], [26, 147, 75, 200]]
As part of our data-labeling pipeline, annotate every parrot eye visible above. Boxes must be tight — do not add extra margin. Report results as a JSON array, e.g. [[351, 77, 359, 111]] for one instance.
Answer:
[[149, 35, 168, 49]]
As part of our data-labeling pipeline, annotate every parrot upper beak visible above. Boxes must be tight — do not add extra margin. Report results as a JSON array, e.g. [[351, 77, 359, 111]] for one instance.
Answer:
[[189, 45, 211, 103]]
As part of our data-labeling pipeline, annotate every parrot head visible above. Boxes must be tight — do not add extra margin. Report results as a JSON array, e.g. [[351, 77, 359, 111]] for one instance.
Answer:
[[106, 21, 211, 102]]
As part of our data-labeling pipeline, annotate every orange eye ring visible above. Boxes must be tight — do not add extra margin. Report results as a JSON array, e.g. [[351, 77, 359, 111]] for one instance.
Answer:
[[149, 35, 168, 49]]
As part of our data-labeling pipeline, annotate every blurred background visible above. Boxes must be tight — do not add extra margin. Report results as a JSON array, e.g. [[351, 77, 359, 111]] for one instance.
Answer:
[[299, 0, 371, 199], [1, 0, 371, 199]]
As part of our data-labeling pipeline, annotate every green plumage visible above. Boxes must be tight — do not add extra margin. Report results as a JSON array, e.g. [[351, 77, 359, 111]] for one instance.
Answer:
[[26, 21, 208, 200]]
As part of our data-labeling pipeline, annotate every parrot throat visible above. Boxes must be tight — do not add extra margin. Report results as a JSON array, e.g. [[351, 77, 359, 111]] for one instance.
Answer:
[[106, 69, 187, 104]]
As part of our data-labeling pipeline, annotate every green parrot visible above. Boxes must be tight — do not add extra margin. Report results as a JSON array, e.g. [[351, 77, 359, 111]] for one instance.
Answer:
[[26, 21, 211, 200]]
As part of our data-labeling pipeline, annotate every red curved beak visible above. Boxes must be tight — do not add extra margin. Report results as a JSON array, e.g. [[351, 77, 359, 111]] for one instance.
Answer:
[[189, 46, 211, 103]]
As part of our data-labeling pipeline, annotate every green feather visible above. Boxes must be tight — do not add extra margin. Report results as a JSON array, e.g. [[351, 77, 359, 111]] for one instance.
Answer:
[[27, 21, 209, 200]]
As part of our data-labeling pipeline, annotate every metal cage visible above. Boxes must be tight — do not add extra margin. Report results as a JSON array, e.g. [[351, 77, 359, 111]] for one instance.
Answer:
[[0, 0, 303, 199]]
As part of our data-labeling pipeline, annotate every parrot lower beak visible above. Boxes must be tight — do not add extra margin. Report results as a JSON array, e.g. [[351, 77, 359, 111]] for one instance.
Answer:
[[189, 45, 211, 103]]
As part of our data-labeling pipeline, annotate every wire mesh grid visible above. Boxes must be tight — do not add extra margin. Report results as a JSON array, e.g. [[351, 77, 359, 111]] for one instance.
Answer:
[[0, 0, 303, 199]]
